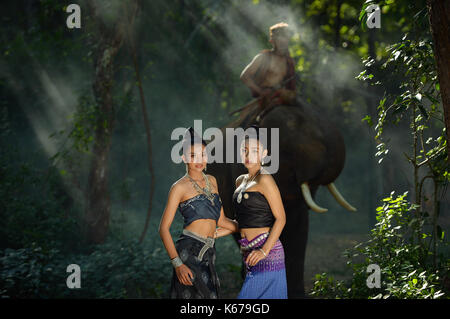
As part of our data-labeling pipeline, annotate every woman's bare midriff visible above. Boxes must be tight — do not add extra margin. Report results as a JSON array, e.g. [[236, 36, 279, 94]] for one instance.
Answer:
[[240, 227, 271, 241], [184, 219, 217, 238]]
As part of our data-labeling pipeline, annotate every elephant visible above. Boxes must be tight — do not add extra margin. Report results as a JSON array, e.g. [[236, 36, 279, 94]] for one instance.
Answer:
[[207, 96, 356, 298]]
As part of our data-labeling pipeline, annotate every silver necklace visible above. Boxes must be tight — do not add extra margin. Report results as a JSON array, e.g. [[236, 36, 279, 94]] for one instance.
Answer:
[[236, 168, 261, 203], [186, 171, 216, 205]]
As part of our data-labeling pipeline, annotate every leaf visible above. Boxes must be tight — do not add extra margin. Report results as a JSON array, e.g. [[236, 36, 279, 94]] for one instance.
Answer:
[[362, 115, 373, 126], [418, 104, 429, 119], [434, 291, 445, 299], [359, 4, 368, 22], [424, 93, 439, 104]]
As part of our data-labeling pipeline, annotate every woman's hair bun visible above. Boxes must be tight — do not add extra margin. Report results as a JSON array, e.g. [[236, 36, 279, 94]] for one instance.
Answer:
[[182, 127, 207, 150], [244, 124, 267, 148]]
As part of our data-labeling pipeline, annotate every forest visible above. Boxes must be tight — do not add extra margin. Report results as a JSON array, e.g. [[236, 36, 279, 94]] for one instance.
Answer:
[[0, 0, 449, 299]]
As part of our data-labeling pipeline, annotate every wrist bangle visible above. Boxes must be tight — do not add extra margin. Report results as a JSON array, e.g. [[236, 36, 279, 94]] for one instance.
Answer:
[[259, 248, 267, 258], [171, 256, 183, 268]]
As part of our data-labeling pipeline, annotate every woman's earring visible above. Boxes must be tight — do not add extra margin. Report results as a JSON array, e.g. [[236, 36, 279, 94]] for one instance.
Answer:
[[261, 158, 265, 166]]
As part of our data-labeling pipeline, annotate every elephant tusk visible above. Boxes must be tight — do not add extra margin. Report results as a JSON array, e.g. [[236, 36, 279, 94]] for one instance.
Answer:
[[300, 183, 328, 213], [327, 183, 357, 212]]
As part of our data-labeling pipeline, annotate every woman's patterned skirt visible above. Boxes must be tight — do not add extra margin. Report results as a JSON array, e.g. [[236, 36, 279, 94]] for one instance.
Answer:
[[170, 230, 220, 299], [237, 232, 287, 299]]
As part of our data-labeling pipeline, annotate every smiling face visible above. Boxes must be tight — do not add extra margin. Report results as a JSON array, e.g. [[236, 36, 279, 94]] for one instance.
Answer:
[[182, 143, 208, 173], [240, 138, 268, 169]]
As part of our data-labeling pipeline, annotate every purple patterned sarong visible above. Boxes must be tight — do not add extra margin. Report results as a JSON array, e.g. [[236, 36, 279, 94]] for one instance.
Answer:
[[237, 232, 287, 299]]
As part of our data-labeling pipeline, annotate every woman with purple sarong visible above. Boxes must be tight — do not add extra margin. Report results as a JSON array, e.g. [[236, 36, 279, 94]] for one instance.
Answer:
[[232, 125, 288, 299]]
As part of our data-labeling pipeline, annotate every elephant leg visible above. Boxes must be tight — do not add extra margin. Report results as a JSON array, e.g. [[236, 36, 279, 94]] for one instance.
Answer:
[[280, 198, 309, 298]]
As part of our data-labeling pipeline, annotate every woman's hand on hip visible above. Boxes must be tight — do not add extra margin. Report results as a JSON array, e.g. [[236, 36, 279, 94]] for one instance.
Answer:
[[246, 249, 266, 266]]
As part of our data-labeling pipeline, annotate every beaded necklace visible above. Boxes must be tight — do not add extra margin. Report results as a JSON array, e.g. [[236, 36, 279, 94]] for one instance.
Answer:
[[186, 171, 216, 205]]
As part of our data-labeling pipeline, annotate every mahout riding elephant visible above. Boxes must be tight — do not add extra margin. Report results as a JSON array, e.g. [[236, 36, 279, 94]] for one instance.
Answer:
[[207, 97, 356, 298]]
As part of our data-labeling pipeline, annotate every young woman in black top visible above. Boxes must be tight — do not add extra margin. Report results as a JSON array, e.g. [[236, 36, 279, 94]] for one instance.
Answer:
[[233, 125, 287, 298]]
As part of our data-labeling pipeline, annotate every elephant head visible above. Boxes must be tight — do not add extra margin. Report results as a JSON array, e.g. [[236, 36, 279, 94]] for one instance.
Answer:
[[259, 99, 356, 214]]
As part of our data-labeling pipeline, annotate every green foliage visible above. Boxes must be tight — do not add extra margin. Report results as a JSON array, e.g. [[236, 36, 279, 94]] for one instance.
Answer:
[[0, 124, 172, 298], [69, 238, 173, 298], [0, 238, 173, 298], [356, 5, 448, 171], [0, 140, 171, 298], [311, 192, 448, 299], [346, 4, 449, 299], [0, 244, 66, 298], [66, 94, 98, 154], [311, 272, 348, 298], [0, 140, 83, 251]]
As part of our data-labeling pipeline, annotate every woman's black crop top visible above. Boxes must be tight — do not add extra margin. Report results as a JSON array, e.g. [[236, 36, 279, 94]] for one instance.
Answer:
[[232, 190, 275, 228]]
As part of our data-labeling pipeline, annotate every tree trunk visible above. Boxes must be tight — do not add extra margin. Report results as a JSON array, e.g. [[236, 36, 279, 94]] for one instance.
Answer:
[[122, 2, 156, 244], [427, 0, 450, 163], [84, 1, 136, 244]]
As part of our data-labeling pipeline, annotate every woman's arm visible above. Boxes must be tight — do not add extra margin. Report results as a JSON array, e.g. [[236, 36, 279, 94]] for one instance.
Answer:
[[208, 174, 239, 236], [246, 174, 286, 266], [215, 227, 233, 238], [216, 207, 238, 237], [158, 183, 183, 259], [158, 183, 194, 286], [240, 53, 267, 96]]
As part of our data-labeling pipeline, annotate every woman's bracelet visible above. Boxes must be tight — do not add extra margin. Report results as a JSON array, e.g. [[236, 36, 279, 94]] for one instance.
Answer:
[[171, 256, 183, 268], [259, 248, 267, 258]]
